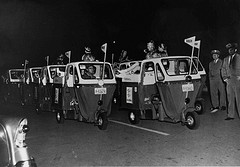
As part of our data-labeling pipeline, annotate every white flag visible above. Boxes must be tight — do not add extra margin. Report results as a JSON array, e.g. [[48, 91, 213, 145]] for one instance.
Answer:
[[65, 51, 71, 58], [194, 40, 201, 49], [184, 36, 196, 47], [25, 60, 29, 64], [101, 43, 107, 53]]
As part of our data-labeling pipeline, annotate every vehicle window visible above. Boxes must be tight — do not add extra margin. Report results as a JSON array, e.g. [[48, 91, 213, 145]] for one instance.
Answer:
[[69, 66, 73, 75], [45, 68, 50, 83], [193, 58, 204, 71], [32, 69, 41, 83], [119, 64, 127, 70], [74, 67, 79, 83], [156, 64, 164, 81], [162, 59, 197, 76], [0, 125, 9, 166], [79, 64, 114, 80], [145, 62, 154, 72], [10, 70, 24, 80], [177, 60, 189, 74], [50, 67, 65, 79]]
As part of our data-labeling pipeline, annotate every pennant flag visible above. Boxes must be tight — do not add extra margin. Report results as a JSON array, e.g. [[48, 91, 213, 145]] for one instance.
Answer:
[[25, 60, 29, 64], [101, 43, 107, 53], [194, 40, 201, 49], [65, 51, 71, 58], [184, 36, 196, 47]]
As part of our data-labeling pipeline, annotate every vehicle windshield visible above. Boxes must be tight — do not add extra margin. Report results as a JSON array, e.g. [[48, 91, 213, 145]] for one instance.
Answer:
[[10, 70, 24, 80], [161, 58, 198, 76], [31, 69, 41, 81], [49, 67, 65, 79], [79, 63, 114, 80]]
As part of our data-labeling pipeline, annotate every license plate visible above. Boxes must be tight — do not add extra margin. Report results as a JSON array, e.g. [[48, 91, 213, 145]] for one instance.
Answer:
[[94, 87, 107, 95], [182, 83, 194, 92]]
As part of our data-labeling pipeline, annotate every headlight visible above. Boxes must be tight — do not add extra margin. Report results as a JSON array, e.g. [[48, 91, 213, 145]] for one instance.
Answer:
[[15, 118, 29, 148]]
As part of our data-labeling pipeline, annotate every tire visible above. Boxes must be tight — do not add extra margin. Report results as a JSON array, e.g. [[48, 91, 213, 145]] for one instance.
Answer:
[[97, 112, 108, 130], [35, 104, 41, 114], [195, 100, 204, 115], [128, 110, 140, 125], [185, 111, 200, 130], [56, 111, 64, 124]]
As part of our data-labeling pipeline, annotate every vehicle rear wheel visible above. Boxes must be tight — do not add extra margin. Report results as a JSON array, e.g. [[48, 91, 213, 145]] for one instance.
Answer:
[[56, 111, 64, 124], [97, 112, 108, 130], [185, 111, 200, 130], [128, 110, 140, 124], [195, 100, 204, 115]]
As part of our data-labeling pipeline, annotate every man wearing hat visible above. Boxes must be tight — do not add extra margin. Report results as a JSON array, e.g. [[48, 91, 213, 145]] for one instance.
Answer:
[[82, 47, 95, 61], [209, 49, 226, 113], [221, 43, 240, 120]]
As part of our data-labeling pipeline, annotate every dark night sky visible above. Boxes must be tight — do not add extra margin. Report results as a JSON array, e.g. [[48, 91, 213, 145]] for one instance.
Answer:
[[0, 0, 240, 72]]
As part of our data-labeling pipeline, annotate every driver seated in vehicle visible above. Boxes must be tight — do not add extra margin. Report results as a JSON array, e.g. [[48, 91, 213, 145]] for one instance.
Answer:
[[82, 65, 96, 79]]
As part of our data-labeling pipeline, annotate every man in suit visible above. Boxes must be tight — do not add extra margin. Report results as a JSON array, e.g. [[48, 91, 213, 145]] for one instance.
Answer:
[[209, 50, 226, 113], [221, 43, 240, 120]]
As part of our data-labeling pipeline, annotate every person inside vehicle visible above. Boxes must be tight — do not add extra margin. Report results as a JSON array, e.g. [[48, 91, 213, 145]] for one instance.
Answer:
[[145, 40, 158, 59], [119, 50, 130, 63], [157, 43, 168, 57], [82, 65, 96, 79], [82, 47, 95, 61]]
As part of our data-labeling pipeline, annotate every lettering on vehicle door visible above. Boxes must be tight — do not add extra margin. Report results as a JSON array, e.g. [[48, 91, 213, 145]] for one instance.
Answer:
[[126, 87, 133, 104]]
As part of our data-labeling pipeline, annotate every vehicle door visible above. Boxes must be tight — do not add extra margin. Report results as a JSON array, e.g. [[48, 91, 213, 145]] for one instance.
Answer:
[[63, 65, 77, 110], [139, 61, 158, 111]]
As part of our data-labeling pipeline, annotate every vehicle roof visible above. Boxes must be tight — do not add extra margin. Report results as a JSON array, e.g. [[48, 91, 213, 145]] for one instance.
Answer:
[[67, 61, 112, 66], [121, 56, 200, 64]]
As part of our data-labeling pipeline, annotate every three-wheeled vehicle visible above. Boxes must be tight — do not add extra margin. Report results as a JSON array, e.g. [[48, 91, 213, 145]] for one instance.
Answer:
[[0, 115, 36, 167], [116, 56, 206, 115], [21, 67, 42, 106], [36, 65, 66, 113], [116, 56, 203, 130], [1, 69, 25, 105], [54, 61, 116, 130]]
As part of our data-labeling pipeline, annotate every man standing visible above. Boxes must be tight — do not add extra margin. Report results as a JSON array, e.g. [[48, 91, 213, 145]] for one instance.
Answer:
[[209, 50, 226, 113], [222, 43, 240, 120]]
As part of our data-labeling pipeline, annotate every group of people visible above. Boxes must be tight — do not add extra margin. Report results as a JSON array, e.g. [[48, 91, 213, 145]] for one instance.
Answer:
[[144, 40, 168, 59], [208, 42, 240, 120]]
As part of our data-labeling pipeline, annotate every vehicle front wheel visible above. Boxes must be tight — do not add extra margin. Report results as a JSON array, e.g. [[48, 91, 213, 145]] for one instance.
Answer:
[[185, 111, 200, 130], [195, 100, 204, 115], [56, 111, 64, 124], [128, 110, 140, 125], [97, 112, 108, 130]]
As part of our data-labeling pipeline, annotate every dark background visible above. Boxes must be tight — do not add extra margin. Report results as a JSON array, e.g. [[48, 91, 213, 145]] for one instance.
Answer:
[[0, 0, 239, 72]]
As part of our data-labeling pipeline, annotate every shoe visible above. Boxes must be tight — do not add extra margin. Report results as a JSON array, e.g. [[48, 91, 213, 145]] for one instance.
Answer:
[[210, 107, 219, 113], [225, 117, 234, 120], [221, 106, 226, 110]]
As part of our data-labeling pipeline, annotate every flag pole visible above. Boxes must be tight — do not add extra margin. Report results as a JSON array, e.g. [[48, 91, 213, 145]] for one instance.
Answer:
[[189, 45, 195, 75], [196, 44, 201, 70], [23, 60, 28, 83], [100, 43, 107, 101], [101, 43, 107, 81], [45, 56, 49, 66]]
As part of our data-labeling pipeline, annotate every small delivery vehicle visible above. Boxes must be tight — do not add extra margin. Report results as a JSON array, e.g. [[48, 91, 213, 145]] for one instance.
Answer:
[[54, 61, 116, 130], [21, 67, 42, 106], [116, 56, 206, 115], [36, 65, 66, 113], [1, 69, 25, 105], [0, 115, 37, 167], [116, 56, 204, 130]]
